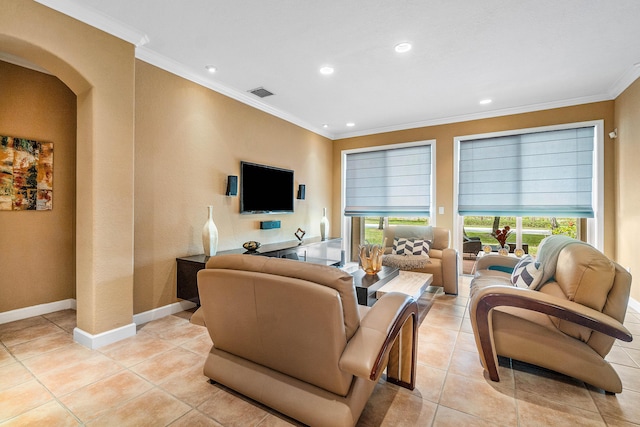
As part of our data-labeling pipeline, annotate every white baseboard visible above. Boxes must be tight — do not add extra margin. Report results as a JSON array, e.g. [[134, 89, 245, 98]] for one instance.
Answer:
[[133, 300, 197, 326], [73, 323, 136, 350], [71, 300, 196, 349], [628, 296, 640, 313], [1, 298, 196, 349], [0, 299, 76, 325]]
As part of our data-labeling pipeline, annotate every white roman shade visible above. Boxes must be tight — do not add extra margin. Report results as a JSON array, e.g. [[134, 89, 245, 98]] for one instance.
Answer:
[[344, 144, 431, 217], [458, 127, 595, 217]]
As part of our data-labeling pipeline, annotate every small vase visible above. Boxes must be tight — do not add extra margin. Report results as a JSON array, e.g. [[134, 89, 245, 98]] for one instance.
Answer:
[[202, 205, 219, 256], [359, 243, 383, 275], [320, 207, 329, 240], [498, 244, 510, 256]]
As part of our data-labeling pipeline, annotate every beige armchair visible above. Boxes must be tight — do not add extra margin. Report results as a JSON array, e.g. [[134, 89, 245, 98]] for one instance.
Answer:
[[192, 254, 419, 427], [470, 236, 633, 393], [382, 225, 458, 294]]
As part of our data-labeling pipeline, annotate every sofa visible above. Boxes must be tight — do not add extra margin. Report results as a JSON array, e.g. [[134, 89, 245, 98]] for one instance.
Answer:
[[469, 235, 633, 393], [382, 225, 458, 294], [191, 254, 419, 427]]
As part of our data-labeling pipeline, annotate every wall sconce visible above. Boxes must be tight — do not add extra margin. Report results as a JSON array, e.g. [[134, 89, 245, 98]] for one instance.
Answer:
[[297, 184, 306, 200], [609, 129, 618, 139]]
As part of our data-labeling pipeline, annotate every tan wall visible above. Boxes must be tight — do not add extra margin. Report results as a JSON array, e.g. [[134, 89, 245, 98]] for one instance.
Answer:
[[2, 0, 634, 324], [133, 61, 333, 313], [615, 77, 640, 303], [0, 61, 76, 312], [1, 0, 135, 335], [332, 102, 617, 257]]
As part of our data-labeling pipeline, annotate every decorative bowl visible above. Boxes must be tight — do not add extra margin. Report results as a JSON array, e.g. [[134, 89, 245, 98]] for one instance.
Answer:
[[242, 241, 261, 252]]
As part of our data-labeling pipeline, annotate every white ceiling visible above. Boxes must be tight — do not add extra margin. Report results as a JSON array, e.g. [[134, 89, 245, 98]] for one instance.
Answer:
[[32, 0, 640, 139]]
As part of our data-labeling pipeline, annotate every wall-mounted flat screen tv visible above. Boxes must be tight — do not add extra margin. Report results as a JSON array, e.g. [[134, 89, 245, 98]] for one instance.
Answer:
[[240, 161, 294, 214]]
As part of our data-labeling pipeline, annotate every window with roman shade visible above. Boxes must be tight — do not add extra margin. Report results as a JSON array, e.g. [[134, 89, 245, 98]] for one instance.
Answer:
[[344, 144, 431, 217], [458, 126, 594, 217]]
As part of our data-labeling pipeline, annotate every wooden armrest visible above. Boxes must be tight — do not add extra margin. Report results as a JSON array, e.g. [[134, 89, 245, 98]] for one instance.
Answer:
[[471, 285, 632, 382], [474, 285, 632, 340], [340, 292, 418, 387]]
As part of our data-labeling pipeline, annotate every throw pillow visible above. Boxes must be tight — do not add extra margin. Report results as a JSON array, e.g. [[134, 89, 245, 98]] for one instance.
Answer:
[[392, 238, 430, 256], [510, 255, 542, 289]]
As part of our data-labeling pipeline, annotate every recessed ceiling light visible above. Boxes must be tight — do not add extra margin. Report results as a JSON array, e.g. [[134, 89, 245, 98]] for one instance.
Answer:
[[479, 99, 492, 105], [346, 122, 355, 127], [394, 42, 412, 53], [319, 66, 334, 75], [205, 65, 217, 73], [322, 124, 329, 128]]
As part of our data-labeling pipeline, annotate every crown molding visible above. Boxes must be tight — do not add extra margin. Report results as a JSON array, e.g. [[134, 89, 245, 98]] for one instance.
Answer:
[[135, 46, 333, 140], [608, 63, 640, 99], [34, 0, 149, 47], [33, 0, 332, 139], [29, 0, 640, 142], [334, 93, 613, 140]]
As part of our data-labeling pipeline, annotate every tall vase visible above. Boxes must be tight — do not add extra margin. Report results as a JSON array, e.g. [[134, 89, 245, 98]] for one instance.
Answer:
[[202, 205, 219, 256], [320, 207, 330, 240]]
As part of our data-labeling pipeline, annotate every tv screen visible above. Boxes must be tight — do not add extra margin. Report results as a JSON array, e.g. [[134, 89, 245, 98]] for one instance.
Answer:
[[240, 161, 294, 214]]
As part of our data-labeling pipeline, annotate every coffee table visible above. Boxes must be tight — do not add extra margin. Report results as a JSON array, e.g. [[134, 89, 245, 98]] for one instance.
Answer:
[[343, 265, 400, 306], [376, 271, 433, 301]]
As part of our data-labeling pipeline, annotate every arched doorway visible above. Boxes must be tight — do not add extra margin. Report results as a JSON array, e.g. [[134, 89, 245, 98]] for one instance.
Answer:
[[1, 0, 136, 348]]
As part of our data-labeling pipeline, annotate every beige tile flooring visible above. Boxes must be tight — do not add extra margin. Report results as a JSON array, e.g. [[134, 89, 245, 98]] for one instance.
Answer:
[[1, 276, 640, 426]]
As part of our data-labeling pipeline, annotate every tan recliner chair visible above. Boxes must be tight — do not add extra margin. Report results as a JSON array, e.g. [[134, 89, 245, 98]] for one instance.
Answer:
[[192, 254, 419, 427], [470, 236, 633, 393], [382, 225, 458, 294]]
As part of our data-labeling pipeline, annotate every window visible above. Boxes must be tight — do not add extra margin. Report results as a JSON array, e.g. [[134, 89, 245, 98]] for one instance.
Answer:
[[458, 127, 594, 217], [342, 141, 434, 259], [463, 216, 580, 256], [455, 121, 603, 255], [344, 144, 432, 217], [363, 216, 431, 246]]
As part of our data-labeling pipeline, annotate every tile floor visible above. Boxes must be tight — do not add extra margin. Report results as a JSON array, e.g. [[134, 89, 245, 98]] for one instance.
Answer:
[[1, 276, 640, 426]]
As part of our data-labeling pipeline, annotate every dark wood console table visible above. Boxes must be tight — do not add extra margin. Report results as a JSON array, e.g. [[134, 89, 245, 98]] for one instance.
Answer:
[[177, 237, 342, 304]]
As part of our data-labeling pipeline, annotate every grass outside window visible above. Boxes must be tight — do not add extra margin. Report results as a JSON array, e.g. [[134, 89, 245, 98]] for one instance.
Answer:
[[363, 217, 429, 245], [464, 216, 578, 255]]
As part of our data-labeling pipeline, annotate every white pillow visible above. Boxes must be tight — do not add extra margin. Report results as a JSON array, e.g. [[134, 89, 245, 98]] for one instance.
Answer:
[[392, 238, 430, 256], [510, 255, 542, 289]]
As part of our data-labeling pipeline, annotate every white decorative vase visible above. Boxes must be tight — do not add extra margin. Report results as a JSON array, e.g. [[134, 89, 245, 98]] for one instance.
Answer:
[[202, 205, 219, 256], [320, 207, 330, 240]]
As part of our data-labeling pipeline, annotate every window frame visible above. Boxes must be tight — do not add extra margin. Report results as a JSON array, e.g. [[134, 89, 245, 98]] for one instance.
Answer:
[[341, 140, 436, 257], [453, 120, 604, 257]]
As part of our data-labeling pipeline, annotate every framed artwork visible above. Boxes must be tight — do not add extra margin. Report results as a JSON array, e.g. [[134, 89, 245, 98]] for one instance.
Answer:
[[0, 136, 53, 211]]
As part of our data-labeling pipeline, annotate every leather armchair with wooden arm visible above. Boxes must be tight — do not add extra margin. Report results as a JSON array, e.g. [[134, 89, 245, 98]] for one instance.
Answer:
[[192, 254, 419, 427], [469, 238, 633, 393]]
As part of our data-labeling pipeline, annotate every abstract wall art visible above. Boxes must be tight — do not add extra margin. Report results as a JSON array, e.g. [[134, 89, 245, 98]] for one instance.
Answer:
[[0, 135, 53, 210]]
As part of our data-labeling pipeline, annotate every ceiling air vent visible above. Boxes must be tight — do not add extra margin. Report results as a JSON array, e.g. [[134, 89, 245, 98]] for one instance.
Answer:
[[248, 87, 274, 98]]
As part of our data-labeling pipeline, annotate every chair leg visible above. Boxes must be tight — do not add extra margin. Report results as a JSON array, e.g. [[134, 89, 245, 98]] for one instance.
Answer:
[[386, 313, 417, 390]]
